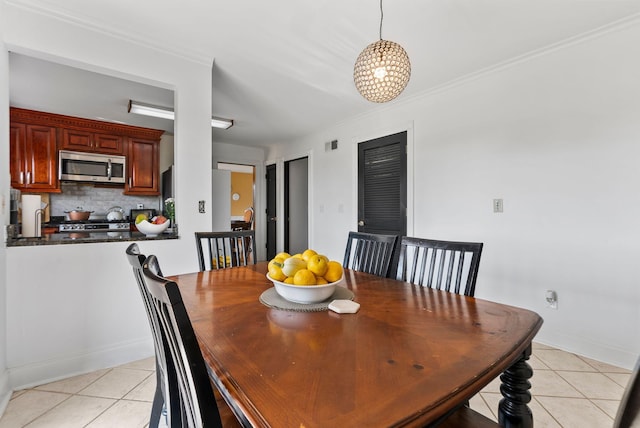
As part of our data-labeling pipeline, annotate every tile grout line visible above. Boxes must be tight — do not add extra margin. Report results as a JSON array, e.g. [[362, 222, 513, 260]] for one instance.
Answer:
[[81, 367, 156, 428], [13, 365, 156, 428], [21, 392, 76, 427], [531, 395, 566, 428], [82, 399, 119, 428]]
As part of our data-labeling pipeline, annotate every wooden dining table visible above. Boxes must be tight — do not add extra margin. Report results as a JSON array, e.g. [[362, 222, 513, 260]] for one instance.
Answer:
[[169, 262, 543, 427]]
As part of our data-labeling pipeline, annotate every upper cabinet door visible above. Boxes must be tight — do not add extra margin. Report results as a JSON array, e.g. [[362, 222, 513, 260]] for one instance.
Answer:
[[10, 123, 26, 189], [10, 123, 60, 192], [94, 133, 124, 154], [61, 129, 124, 155], [61, 129, 92, 152], [125, 138, 159, 195]]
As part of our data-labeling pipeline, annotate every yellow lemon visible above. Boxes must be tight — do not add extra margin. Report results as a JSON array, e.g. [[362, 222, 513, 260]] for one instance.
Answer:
[[268, 263, 286, 281], [275, 252, 291, 260], [268, 256, 285, 271], [301, 249, 318, 262], [284, 277, 295, 284], [135, 213, 148, 224], [316, 277, 328, 285], [320, 254, 329, 264], [292, 253, 304, 259], [307, 254, 328, 277], [293, 269, 316, 286], [323, 261, 343, 283]]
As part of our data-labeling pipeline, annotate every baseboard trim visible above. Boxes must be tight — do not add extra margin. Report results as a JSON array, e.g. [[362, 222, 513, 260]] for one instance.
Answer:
[[535, 330, 638, 371], [9, 338, 154, 391]]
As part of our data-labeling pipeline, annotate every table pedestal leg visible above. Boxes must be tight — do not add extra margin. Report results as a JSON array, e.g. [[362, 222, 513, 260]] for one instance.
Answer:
[[498, 344, 533, 428]]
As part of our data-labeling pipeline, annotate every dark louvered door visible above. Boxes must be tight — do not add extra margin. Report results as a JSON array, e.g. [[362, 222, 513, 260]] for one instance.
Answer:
[[358, 131, 407, 236], [266, 163, 277, 260]]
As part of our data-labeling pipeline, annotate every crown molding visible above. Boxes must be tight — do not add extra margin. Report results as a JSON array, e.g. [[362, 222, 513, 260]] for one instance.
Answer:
[[402, 12, 640, 105], [5, 0, 213, 66], [11, 107, 165, 140]]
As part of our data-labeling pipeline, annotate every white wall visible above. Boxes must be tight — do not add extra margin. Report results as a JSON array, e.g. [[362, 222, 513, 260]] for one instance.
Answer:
[[268, 20, 640, 369], [2, 4, 213, 389], [0, 0, 12, 413]]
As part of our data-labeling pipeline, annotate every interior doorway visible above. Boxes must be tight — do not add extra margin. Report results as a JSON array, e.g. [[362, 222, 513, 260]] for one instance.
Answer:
[[217, 163, 255, 231], [266, 164, 277, 260], [284, 157, 308, 255]]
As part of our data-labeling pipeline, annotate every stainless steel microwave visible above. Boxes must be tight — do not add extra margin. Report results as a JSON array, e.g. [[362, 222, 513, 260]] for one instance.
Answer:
[[59, 150, 126, 184]]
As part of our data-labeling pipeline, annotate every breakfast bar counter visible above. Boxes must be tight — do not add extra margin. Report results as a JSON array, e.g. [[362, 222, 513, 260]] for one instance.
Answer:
[[6, 230, 178, 247]]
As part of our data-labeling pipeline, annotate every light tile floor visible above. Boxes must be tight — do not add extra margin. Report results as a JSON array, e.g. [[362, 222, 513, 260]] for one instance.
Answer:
[[0, 342, 631, 427]]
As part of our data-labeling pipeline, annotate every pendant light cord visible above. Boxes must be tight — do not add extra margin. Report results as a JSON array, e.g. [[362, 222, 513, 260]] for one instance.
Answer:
[[379, 0, 384, 40]]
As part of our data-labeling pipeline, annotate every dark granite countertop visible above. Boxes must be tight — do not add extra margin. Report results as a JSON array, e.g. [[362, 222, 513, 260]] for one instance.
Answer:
[[6, 230, 179, 247]]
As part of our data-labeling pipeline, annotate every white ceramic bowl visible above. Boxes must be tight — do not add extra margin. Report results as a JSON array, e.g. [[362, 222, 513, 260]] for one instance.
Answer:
[[266, 273, 345, 304], [136, 219, 170, 237]]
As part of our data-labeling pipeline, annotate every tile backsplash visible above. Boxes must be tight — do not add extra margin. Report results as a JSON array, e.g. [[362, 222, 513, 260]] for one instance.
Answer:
[[50, 183, 161, 220]]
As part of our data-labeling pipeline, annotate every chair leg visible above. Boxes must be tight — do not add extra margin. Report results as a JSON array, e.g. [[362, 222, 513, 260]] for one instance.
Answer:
[[150, 370, 164, 428]]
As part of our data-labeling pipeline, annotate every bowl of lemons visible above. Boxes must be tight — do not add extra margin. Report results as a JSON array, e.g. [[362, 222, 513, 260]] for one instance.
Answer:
[[266, 249, 344, 304]]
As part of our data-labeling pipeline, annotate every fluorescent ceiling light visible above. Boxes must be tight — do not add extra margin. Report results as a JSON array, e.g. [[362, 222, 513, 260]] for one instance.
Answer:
[[128, 100, 233, 129], [211, 117, 234, 130], [128, 100, 174, 120]]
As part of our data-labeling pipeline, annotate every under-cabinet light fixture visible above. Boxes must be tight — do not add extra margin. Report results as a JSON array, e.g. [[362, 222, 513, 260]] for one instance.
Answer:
[[128, 100, 234, 129]]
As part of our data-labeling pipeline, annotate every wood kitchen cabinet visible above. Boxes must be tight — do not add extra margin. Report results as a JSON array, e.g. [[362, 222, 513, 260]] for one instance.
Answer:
[[60, 129, 124, 155], [125, 138, 160, 195], [10, 122, 60, 192], [10, 107, 164, 196]]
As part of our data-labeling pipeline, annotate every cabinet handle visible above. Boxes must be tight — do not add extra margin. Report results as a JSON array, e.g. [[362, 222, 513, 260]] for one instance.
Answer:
[[19, 171, 24, 184], [26, 171, 31, 184]]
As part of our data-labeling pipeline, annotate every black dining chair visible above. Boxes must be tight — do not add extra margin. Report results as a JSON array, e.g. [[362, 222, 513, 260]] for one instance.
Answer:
[[142, 254, 243, 428], [343, 231, 398, 277], [125, 243, 180, 428], [395, 237, 483, 297], [195, 230, 257, 271], [613, 356, 640, 428]]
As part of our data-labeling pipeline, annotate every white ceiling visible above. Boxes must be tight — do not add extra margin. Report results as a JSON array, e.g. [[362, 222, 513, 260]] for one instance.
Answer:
[[8, 0, 640, 148]]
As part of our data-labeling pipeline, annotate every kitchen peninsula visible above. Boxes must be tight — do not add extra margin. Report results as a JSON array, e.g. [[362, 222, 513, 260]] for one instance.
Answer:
[[5, 228, 178, 247]]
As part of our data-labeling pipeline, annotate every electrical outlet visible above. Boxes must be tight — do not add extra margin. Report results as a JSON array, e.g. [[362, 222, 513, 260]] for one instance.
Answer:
[[198, 200, 205, 213], [545, 290, 558, 309], [493, 198, 503, 213], [137, 203, 144, 209]]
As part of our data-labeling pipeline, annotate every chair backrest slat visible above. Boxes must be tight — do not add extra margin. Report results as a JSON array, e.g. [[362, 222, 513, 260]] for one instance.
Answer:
[[396, 237, 483, 297], [195, 230, 257, 271], [343, 231, 398, 277]]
